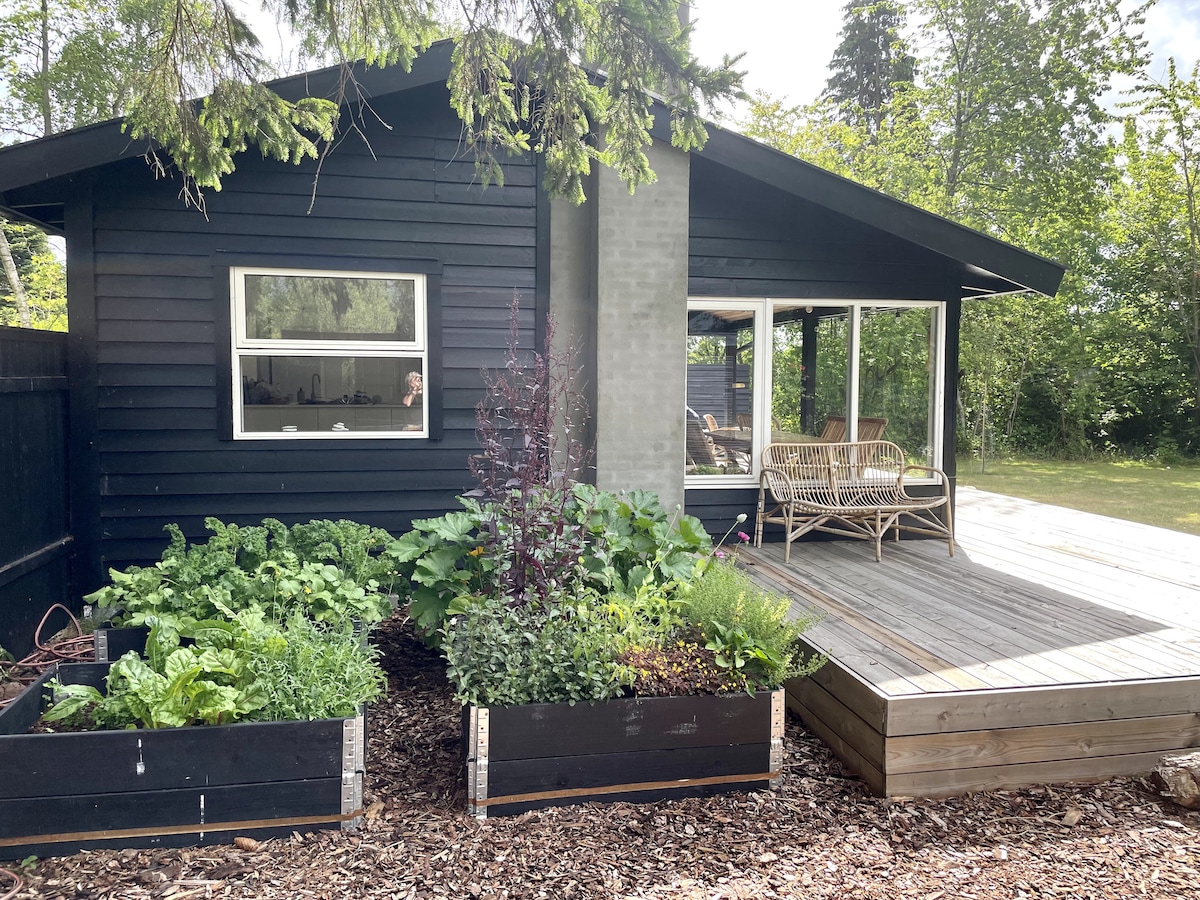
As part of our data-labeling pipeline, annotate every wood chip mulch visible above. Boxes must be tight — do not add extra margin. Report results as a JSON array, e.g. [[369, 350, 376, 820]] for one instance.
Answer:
[[12, 616, 1200, 899]]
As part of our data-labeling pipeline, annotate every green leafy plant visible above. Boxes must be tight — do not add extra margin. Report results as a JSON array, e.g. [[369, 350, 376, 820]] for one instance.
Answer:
[[703, 621, 784, 679], [87, 517, 394, 629], [45, 606, 386, 729], [46, 643, 266, 729], [568, 485, 711, 596], [440, 596, 638, 707], [286, 519, 398, 594], [385, 505, 495, 636], [239, 611, 386, 722]]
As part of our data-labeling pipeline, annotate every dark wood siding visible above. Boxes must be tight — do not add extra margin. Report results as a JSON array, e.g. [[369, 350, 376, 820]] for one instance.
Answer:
[[0, 328, 74, 656], [684, 487, 758, 545], [79, 84, 540, 574], [689, 156, 963, 301]]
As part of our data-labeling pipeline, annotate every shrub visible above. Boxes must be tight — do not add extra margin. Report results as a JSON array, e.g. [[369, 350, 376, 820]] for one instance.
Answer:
[[440, 596, 636, 706]]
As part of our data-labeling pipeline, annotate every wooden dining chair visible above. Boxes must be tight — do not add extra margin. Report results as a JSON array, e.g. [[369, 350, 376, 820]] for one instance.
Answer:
[[685, 418, 721, 467]]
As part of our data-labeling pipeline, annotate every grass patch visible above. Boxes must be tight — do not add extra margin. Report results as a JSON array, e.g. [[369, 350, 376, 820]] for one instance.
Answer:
[[956, 457, 1200, 536]]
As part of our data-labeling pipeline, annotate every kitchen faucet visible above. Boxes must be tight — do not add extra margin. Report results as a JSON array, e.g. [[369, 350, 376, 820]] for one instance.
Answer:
[[311, 373, 321, 400]]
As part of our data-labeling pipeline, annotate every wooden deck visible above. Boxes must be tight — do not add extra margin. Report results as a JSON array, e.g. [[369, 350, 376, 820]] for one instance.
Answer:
[[740, 487, 1200, 798]]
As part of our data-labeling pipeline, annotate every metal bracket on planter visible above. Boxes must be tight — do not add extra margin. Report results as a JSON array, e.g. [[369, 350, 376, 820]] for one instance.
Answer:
[[467, 707, 490, 819], [341, 714, 366, 830], [769, 689, 785, 788], [94, 628, 109, 663]]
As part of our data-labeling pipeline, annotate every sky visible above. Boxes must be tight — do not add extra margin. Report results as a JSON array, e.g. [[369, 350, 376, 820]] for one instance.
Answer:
[[688, 0, 1200, 120]]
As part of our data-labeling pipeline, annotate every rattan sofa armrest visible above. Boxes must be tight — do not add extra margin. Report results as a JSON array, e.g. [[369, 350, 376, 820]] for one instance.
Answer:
[[759, 465, 801, 502]]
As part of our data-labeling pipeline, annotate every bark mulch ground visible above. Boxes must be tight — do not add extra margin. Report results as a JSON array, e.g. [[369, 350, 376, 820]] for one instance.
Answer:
[[10, 616, 1200, 900]]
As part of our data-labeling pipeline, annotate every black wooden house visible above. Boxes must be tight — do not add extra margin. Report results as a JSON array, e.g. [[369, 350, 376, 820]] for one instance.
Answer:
[[0, 40, 1064, 595]]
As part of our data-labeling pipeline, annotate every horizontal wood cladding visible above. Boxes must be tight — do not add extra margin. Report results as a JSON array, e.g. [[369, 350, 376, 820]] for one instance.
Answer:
[[688, 157, 958, 302], [103, 469, 474, 496], [98, 487, 474, 517], [683, 487, 759, 539], [80, 82, 540, 569]]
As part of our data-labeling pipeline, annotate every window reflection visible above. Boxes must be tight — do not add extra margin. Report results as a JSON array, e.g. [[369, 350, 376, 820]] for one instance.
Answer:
[[686, 308, 755, 476]]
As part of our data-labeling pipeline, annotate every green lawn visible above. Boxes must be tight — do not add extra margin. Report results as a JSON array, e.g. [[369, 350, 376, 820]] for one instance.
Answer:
[[955, 457, 1200, 536]]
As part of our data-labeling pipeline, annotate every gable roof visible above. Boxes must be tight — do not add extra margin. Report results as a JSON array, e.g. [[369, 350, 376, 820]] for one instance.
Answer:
[[0, 39, 1063, 298]]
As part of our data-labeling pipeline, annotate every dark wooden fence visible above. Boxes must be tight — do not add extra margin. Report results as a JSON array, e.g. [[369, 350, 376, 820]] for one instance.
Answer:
[[0, 327, 74, 659]]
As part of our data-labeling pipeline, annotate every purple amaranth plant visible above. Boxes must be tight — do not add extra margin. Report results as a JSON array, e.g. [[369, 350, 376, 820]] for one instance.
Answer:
[[467, 295, 595, 607]]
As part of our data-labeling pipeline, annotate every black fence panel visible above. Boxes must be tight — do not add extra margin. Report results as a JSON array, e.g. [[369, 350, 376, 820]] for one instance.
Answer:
[[0, 327, 74, 659]]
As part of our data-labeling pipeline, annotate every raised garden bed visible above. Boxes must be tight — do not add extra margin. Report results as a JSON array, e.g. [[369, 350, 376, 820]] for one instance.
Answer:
[[0, 662, 364, 860], [464, 689, 784, 817]]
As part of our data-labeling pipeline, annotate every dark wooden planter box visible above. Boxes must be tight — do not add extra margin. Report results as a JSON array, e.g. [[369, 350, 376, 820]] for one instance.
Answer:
[[0, 662, 364, 860], [464, 689, 784, 817]]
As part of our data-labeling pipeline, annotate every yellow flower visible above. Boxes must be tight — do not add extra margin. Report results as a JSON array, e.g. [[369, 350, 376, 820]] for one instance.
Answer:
[[468, 546, 485, 557]]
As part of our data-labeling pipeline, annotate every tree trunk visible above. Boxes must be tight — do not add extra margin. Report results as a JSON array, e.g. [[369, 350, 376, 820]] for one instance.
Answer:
[[40, 0, 52, 136], [0, 221, 32, 328]]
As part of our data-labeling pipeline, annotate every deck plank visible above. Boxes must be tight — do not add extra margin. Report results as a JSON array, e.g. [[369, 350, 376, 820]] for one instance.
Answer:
[[745, 488, 1200, 797], [788, 543, 1144, 684]]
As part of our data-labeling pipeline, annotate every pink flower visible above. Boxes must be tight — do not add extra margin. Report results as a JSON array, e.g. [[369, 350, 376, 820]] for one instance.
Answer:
[[715, 550, 727, 559], [737, 531, 750, 542]]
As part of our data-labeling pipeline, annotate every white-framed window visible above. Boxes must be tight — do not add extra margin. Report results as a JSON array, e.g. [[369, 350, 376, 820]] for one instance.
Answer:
[[231, 267, 428, 439], [685, 298, 946, 485]]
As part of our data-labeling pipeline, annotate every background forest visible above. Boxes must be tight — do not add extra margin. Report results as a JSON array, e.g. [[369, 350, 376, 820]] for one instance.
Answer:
[[744, 0, 1200, 462], [2, 0, 1198, 460]]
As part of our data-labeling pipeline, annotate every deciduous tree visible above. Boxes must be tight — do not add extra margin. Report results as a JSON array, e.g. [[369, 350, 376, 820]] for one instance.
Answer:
[[1101, 61, 1200, 447]]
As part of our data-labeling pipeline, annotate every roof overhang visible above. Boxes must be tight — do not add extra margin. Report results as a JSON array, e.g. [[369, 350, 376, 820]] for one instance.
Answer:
[[0, 41, 458, 232]]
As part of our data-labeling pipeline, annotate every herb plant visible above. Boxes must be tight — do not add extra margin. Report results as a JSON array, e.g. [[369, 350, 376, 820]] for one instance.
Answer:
[[682, 555, 825, 687], [440, 596, 634, 706]]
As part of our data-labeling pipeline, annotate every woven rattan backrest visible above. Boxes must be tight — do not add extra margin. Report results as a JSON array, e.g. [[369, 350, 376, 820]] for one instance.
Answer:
[[761, 441, 908, 507]]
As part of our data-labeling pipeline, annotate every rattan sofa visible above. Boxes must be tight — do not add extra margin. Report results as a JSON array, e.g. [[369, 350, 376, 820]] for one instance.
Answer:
[[755, 440, 954, 562]]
